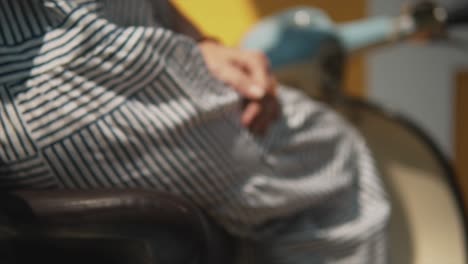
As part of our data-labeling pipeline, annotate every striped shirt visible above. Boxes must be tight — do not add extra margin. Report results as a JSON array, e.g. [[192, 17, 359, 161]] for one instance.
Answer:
[[0, 1, 389, 262]]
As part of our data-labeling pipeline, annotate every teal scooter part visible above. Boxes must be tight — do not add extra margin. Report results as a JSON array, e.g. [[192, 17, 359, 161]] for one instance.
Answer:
[[242, 7, 337, 70], [242, 7, 398, 70]]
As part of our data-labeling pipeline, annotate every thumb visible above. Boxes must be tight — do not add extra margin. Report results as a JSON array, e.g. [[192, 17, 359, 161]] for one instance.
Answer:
[[218, 66, 266, 99]]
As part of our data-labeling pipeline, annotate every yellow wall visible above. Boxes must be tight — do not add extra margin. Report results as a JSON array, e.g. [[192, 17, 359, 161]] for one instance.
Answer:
[[172, 0, 258, 46], [172, 0, 367, 46], [172, 0, 368, 97]]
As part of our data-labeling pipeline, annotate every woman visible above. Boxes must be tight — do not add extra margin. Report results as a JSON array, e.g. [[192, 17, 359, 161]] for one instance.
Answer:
[[0, 0, 389, 263]]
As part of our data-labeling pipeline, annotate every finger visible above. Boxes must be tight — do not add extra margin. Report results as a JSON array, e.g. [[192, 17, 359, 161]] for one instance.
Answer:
[[267, 76, 278, 96], [267, 95, 281, 121], [241, 101, 261, 128], [250, 112, 269, 136], [217, 65, 266, 99], [251, 97, 279, 136], [237, 52, 271, 90]]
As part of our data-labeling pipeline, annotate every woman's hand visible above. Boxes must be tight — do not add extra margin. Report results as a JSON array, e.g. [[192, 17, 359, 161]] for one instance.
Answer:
[[199, 41, 280, 136]]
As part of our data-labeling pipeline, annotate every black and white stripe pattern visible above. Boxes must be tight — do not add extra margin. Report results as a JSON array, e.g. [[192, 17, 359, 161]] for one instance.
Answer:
[[0, 1, 390, 263]]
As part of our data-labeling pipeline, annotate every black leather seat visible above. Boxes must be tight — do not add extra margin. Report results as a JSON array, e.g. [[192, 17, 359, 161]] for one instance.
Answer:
[[0, 189, 234, 264]]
